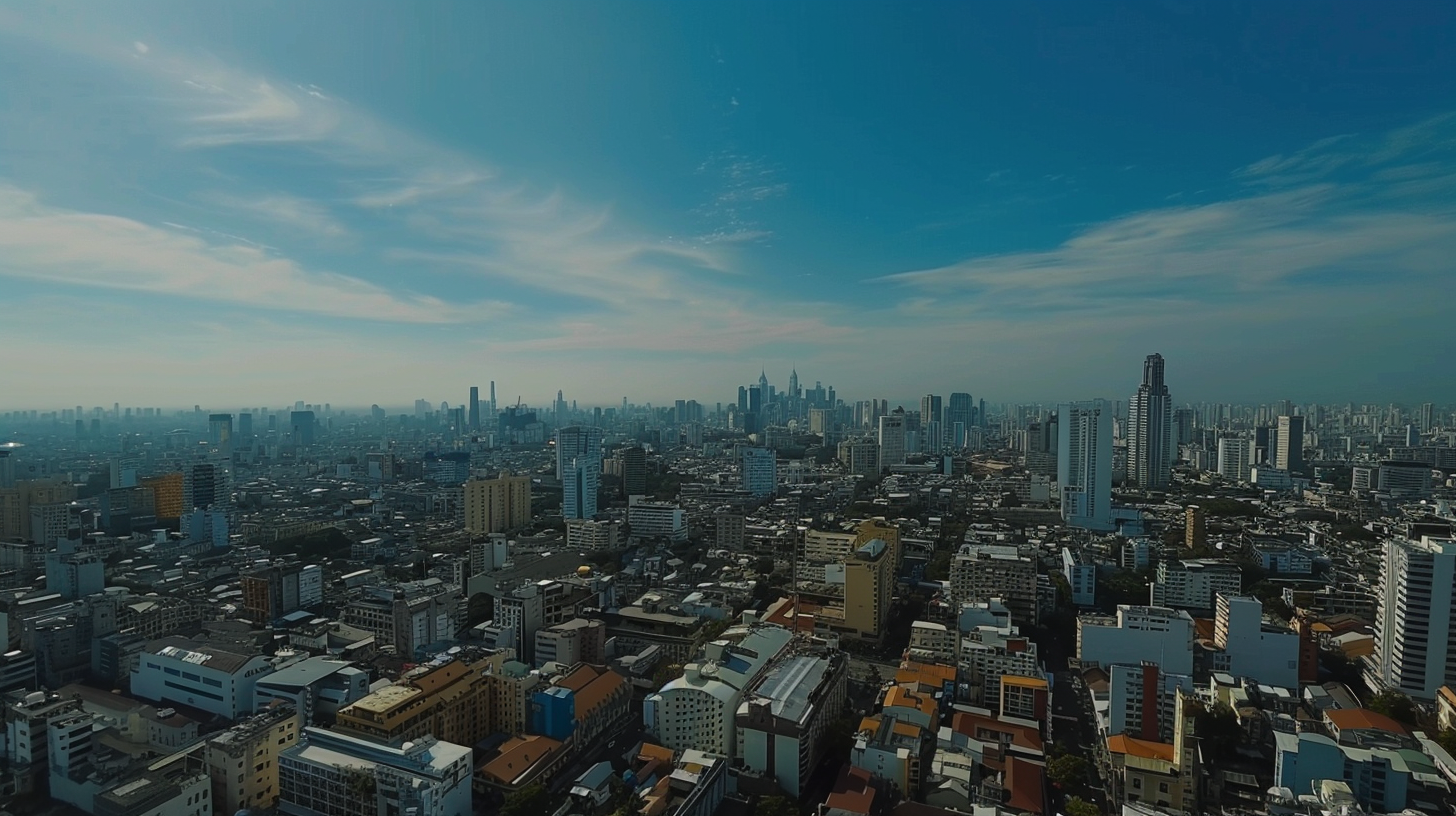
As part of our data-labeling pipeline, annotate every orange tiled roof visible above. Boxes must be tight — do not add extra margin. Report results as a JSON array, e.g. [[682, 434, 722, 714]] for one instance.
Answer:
[[896, 661, 956, 686], [479, 735, 563, 785], [1106, 734, 1175, 762], [1325, 708, 1409, 735], [824, 765, 876, 815], [1001, 674, 1049, 689], [558, 664, 626, 716], [637, 742, 674, 763], [883, 684, 938, 718]]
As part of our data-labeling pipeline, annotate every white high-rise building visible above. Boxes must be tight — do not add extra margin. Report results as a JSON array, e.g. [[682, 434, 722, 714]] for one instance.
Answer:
[[556, 426, 603, 519], [877, 413, 906, 468], [740, 447, 777, 498], [1127, 353, 1174, 489], [1274, 414, 1305, 474], [1368, 535, 1456, 699], [1057, 402, 1113, 531]]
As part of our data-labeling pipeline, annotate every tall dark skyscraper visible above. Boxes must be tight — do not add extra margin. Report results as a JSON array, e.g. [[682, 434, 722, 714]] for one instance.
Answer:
[[920, 394, 943, 427], [1128, 353, 1173, 489], [469, 386, 480, 430]]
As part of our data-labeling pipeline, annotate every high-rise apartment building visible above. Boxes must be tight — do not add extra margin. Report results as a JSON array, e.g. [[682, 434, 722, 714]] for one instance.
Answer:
[[1368, 536, 1456, 699], [469, 386, 481, 430], [740, 447, 777, 498], [209, 413, 233, 452], [1275, 415, 1305, 474], [556, 426, 603, 519], [619, 445, 647, 497], [290, 410, 316, 446], [463, 474, 532, 534], [1127, 353, 1174, 489], [877, 412, 906, 468], [1057, 402, 1113, 531], [1217, 436, 1253, 483]]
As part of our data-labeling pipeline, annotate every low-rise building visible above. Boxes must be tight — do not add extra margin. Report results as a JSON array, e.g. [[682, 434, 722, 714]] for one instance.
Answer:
[[736, 648, 848, 796], [253, 655, 369, 725], [131, 637, 276, 719], [206, 703, 302, 815], [1077, 606, 1195, 677], [278, 727, 472, 816]]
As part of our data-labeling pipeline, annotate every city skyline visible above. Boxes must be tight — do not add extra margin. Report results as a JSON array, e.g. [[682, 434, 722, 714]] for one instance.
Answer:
[[3, 4, 1455, 407]]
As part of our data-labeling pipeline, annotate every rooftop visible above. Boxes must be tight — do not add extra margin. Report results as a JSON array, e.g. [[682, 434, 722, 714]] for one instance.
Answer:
[[1106, 734, 1175, 762], [745, 653, 833, 724], [1325, 707, 1409, 735]]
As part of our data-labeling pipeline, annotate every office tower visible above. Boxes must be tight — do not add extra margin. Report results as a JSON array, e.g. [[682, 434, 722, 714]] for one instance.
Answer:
[[463, 474, 532, 534], [0, 450, 12, 489], [469, 386, 480, 430], [1026, 414, 1059, 477], [1127, 353, 1174, 489], [183, 461, 231, 511], [290, 410, 316, 446], [737, 386, 749, 414], [620, 445, 647, 497], [557, 426, 603, 519], [1420, 402, 1436, 432], [1369, 536, 1456, 699], [1274, 415, 1305, 473], [488, 381, 496, 415], [920, 395, 943, 428], [209, 413, 233, 452], [788, 368, 799, 399], [1057, 402, 1113, 530], [740, 447, 777, 498], [1172, 408, 1194, 447], [237, 412, 253, 439], [946, 393, 972, 447], [878, 411, 906, 468]]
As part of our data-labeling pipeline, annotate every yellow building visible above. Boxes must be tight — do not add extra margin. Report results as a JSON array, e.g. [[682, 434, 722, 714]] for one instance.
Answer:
[[206, 704, 301, 815], [999, 675, 1049, 722], [1106, 690, 1200, 813], [143, 472, 184, 521], [853, 517, 901, 566], [334, 648, 509, 746], [464, 474, 532, 535], [842, 536, 895, 642]]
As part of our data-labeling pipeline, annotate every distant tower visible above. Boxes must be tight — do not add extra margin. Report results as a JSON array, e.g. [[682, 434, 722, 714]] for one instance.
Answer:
[[789, 368, 799, 399], [758, 370, 770, 398], [489, 381, 497, 414], [469, 386, 481, 431], [1128, 353, 1173, 489]]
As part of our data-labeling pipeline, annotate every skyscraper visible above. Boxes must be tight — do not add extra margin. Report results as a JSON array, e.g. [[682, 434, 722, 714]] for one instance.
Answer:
[[946, 393, 972, 444], [1420, 402, 1436, 432], [1368, 535, 1456, 699], [1127, 353, 1173, 489], [469, 386, 480, 431], [290, 411, 316, 447], [919, 394, 943, 427], [208, 414, 233, 452], [557, 426, 604, 519], [1057, 402, 1113, 531], [1275, 415, 1305, 474]]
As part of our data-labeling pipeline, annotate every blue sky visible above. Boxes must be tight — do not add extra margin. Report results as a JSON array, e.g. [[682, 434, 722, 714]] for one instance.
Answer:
[[2, 2, 1454, 410]]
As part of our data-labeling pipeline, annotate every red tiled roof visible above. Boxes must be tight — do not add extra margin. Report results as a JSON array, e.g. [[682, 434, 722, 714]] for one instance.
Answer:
[[824, 765, 876, 815], [1005, 756, 1046, 814]]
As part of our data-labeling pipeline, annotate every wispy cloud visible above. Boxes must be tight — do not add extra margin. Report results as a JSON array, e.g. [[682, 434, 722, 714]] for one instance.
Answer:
[[207, 192, 349, 238], [0, 183, 503, 323], [884, 120, 1456, 317]]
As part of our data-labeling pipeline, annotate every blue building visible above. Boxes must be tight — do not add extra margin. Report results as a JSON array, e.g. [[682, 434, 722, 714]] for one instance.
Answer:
[[531, 685, 575, 741], [1274, 731, 1436, 813]]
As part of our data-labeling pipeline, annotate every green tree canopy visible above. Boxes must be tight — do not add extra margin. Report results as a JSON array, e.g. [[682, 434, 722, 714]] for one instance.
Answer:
[[1367, 690, 1417, 725], [1048, 753, 1089, 791], [1065, 795, 1100, 816], [501, 783, 550, 816]]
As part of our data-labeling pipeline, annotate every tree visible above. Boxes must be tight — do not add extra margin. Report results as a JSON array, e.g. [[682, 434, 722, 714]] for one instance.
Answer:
[[1065, 795, 1100, 816], [651, 662, 684, 688], [1368, 690, 1417, 725], [757, 795, 797, 816], [1047, 753, 1089, 791], [501, 783, 550, 816], [1438, 728, 1456, 756]]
